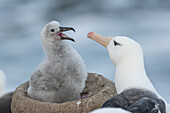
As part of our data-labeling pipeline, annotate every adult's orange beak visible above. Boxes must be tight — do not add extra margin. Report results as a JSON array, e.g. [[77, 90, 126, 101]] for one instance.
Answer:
[[87, 32, 113, 48]]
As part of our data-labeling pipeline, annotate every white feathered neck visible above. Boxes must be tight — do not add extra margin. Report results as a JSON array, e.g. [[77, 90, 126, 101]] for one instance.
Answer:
[[0, 70, 5, 97]]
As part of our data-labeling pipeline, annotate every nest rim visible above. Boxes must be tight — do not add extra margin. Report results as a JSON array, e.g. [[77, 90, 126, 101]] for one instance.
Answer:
[[11, 73, 116, 113]]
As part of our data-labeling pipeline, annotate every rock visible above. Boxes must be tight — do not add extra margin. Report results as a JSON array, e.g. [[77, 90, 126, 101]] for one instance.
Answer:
[[11, 73, 116, 113]]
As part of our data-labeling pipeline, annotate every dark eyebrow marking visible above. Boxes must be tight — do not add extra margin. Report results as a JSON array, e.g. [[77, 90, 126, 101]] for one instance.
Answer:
[[114, 40, 122, 46]]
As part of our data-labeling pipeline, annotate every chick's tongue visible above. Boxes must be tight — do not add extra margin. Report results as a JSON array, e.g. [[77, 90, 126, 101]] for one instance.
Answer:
[[57, 32, 67, 37], [61, 33, 67, 37]]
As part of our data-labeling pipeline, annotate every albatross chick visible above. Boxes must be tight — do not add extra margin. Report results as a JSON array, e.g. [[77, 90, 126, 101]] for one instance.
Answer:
[[28, 21, 87, 103]]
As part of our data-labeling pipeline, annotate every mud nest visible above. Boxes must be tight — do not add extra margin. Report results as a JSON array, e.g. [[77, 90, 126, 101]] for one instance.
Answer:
[[11, 73, 116, 113]]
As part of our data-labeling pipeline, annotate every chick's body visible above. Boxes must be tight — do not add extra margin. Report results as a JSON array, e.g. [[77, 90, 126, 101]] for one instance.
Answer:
[[28, 21, 87, 103]]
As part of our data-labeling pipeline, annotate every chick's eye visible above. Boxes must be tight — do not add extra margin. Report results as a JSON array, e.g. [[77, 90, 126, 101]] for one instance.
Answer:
[[114, 40, 121, 46], [50, 29, 55, 32]]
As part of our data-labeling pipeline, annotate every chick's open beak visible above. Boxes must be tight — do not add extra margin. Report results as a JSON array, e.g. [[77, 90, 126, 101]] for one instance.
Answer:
[[87, 32, 113, 48], [58, 26, 76, 42]]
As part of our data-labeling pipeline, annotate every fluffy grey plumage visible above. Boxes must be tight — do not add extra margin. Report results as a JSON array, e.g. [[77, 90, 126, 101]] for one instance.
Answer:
[[27, 21, 87, 103]]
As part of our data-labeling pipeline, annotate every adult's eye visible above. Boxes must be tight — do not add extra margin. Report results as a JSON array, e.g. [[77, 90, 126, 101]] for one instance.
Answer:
[[51, 29, 55, 32], [114, 40, 121, 46]]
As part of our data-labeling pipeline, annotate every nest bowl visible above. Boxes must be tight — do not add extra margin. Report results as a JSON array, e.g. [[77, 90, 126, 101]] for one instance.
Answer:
[[11, 73, 116, 113]]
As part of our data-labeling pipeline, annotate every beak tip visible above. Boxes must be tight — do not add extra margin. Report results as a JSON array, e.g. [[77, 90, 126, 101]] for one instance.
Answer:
[[87, 32, 95, 38], [71, 28, 76, 32]]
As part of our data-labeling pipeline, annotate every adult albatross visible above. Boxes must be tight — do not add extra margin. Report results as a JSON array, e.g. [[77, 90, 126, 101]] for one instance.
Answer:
[[87, 32, 169, 113]]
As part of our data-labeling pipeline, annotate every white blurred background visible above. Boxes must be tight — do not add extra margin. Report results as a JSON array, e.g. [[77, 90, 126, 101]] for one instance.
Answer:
[[0, 0, 169, 102]]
